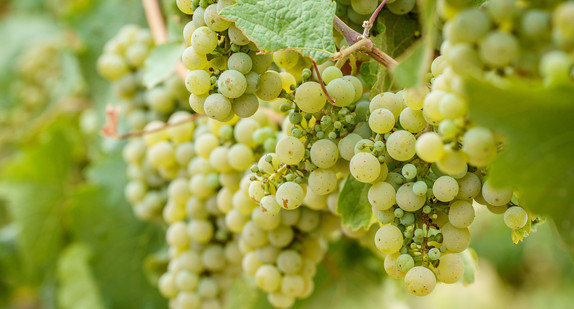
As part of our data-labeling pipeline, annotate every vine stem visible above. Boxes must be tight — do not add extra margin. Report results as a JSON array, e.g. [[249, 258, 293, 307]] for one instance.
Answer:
[[311, 60, 336, 105], [362, 0, 387, 37], [142, 0, 187, 80]]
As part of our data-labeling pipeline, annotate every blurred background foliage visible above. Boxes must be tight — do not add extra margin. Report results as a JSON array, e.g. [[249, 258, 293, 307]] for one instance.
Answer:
[[0, 0, 572, 308]]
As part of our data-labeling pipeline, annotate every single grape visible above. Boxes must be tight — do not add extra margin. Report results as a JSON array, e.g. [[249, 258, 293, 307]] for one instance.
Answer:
[[441, 222, 470, 253], [350, 152, 381, 183], [433, 176, 459, 202], [374, 224, 403, 254], [404, 266, 436, 296], [191, 26, 218, 54], [412, 181, 428, 196], [368, 108, 395, 134], [397, 183, 426, 212], [368, 181, 397, 210], [479, 31, 519, 68], [275, 182, 305, 210], [504, 206, 528, 230], [218, 69, 247, 99], [433, 253, 464, 284], [273, 49, 299, 69], [308, 169, 337, 195], [396, 254, 415, 273], [256, 70, 283, 102], [448, 200, 475, 228], [386, 130, 416, 161], [326, 78, 355, 107], [322, 66, 343, 84], [416, 132, 444, 163], [185, 69, 211, 95], [482, 180, 513, 206], [276, 136, 305, 165]]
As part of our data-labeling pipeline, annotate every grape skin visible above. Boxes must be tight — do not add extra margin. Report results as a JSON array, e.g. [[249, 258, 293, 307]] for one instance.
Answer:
[[386, 130, 416, 161], [374, 224, 403, 254], [275, 182, 305, 210], [368, 181, 397, 210], [350, 152, 381, 183], [404, 266, 436, 296], [448, 200, 475, 228], [441, 222, 471, 253], [276, 136, 305, 165], [433, 254, 464, 284], [504, 206, 528, 230]]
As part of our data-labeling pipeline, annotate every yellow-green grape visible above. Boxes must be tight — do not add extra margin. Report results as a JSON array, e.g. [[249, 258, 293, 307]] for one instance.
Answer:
[[448, 200, 475, 228], [275, 182, 305, 210], [433, 253, 464, 284], [280, 72, 296, 93], [276, 136, 305, 165], [255, 264, 282, 293], [436, 146, 467, 176], [384, 252, 406, 279], [97, 54, 128, 80], [439, 93, 468, 120], [350, 152, 381, 183], [326, 78, 355, 107], [232, 93, 259, 118], [281, 275, 305, 297], [147, 141, 176, 169], [462, 126, 497, 167], [273, 49, 299, 69], [182, 46, 208, 70], [374, 224, 403, 254], [189, 93, 207, 114], [504, 206, 528, 230], [387, 0, 416, 15], [176, 0, 194, 14], [308, 169, 337, 195], [386, 130, 416, 161], [456, 172, 481, 200], [310, 139, 339, 169], [368, 108, 395, 134], [422, 90, 445, 125], [441, 223, 470, 253], [396, 183, 426, 211], [403, 86, 429, 110], [479, 31, 519, 68], [260, 195, 282, 215], [204, 93, 233, 121], [204, 4, 232, 31], [185, 69, 211, 95], [416, 132, 444, 163], [294, 81, 326, 113], [338, 133, 362, 161], [191, 26, 218, 54], [228, 25, 250, 46], [481, 180, 513, 206], [228, 143, 255, 171], [433, 176, 459, 202], [228, 52, 253, 74], [342, 75, 363, 102], [351, 0, 378, 15], [404, 266, 436, 296], [368, 181, 397, 210], [399, 107, 427, 133], [218, 69, 247, 99], [256, 70, 283, 102], [167, 111, 194, 143], [321, 66, 343, 84], [268, 292, 295, 309]]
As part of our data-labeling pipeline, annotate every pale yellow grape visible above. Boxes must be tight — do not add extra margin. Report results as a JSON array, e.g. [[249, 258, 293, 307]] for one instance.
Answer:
[[456, 172, 481, 199], [308, 169, 338, 196], [203, 4, 232, 31], [189, 93, 207, 114], [384, 252, 406, 279], [342, 75, 363, 102], [190, 26, 218, 54], [321, 66, 343, 84], [143, 120, 168, 146], [416, 132, 444, 163], [281, 275, 305, 297], [404, 266, 436, 296], [504, 206, 528, 230], [403, 86, 429, 110], [182, 46, 207, 70], [368, 108, 395, 133], [249, 180, 265, 203], [462, 126, 497, 167], [158, 272, 177, 298], [279, 71, 296, 92], [257, 153, 280, 175], [396, 183, 426, 211], [277, 250, 303, 274], [166, 221, 190, 249], [370, 92, 405, 120], [437, 146, 467, 176], [276, 136, 305, 165], [482, 180, 513, 206], [433, 253, 464, 284], [350, 152, 381, 183], [338, 133, 362, 161], [209, 146, 233, 173], [188, 219, 213, 244], [368, 181, 396, 210], [439, 93, 468, 119], [147, 141, 176, 168], [175, 270, 199, 292], [310, 139, 339, 168], [303, 189, 328, 211], [273, 49, 299, 69], [374, 224, 403, 254], [185, 69, 211, 95], [433, 176, 459, 202], [399, 107, 427, 133], [234, 118, 260, 147], [252, 207, 281, 230], [228, 143, 254, 171], [294, 81, 326, 113], [255, 264, 282, 293], [275, 182, 305, 210], [267, 292, 295, 309], [327, 78, 355, 107], [448, 200, 475, 228], [441, 223, 470, 253], [423, 90, 445, 123], [167, 111, 195, 143], [386, 130, 416, 161]]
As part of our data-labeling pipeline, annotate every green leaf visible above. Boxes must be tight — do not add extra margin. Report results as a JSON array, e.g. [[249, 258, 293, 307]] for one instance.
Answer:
[[511, 212, 533, 244], [337, 175, 376, 231], [57, 243, 105, 309], [466, 79, 574, 255], [359, 60, 380, 89], [369, 10, 421, 96], [393, 42, 427, 88], [220, 0, 336, 63], [143, 42, 184, 89], [459, 248, 478, 285]]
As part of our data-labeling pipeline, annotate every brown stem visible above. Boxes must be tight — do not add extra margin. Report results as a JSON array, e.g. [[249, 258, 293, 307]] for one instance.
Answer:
[[311, 60, 336, 105], [362, 0, 387, 37], [106, 114, 202, 140]]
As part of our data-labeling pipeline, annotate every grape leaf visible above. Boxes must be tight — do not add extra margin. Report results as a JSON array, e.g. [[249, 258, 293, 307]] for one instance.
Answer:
[[337, 175, 376, 231], [393, 42, 427, 88], [220, 0, 336, 63], [57, 243, 105, 309], [466, 79, 574, 256], [143, 42, 184, 89]]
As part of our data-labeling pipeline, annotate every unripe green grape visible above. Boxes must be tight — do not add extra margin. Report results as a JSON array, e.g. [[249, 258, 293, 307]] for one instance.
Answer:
[[433, 253, 463, 284], [204, 93, 233, 121], [446, 8, 490, 44], [273, 49, 299, 69], [294, 81, 326, 113], [310, 139, 339, 169], [228, 52, 253, 74], [428, 247, 441, 260], [482, 180, 513, 206], [257, 153, 280, 175], [436, 146, 467, 176], [250, 52, 273, 74], [322, 66, 343, 84], [256, 70, 283, 102], [386, 130, 416, 161], [368, 181, 396, 210], [370, 92, 405, 120], [97, 54, 128, 80], [448, 200, 475, 228], [384, 252, 406, 279], [338, 133, 362, 161], [479, 31, 519, 68], [228, 25, 250, 46], [204, 4, 232, 31], [400, 212, 415, 225], [401, 164, 417, 180], [182, 46, 207, 70], [456, 172, 481, 200], [387, 0, 416, 15], [326, 78, 355, 107], [397, 183, 426, 212], [218, 69, 247, 99], [276, 136, 305, 165], [441, 222, 470, 253], [350, 152, 381, 183], [185, 69, 211, 95], [504, 206, 528, 230], [439, 93, 468, 120], [396, 254, 415, 273], [433, 176, 459, 202], [412, 181, 428, 196], [374, 224, 403, 254], [353, 139, 374, 155], [191, 26, 218, 54], [462, 126, 497, 167], [368, 108, 395, 134], [308, 169, 337, 195]]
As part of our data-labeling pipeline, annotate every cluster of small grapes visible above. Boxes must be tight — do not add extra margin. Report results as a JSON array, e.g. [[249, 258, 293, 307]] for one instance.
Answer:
[[335, 0, 417, 31], [178, 0, 309, 122]]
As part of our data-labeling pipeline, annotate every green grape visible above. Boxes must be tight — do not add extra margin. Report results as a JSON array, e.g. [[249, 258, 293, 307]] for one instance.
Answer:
[[228, 25, 250, 46], [176, 0, 194, 14], [277, 250, 302, 275], [374, 224, 403, 254], [147, 141, 176, 169], [227, 143, 254, 171], [338, 133, 362, 161], [189, 93, 208, 114], [436, 147, 467, 176], [400, 212, 415, 225], [167, 111, 194, 143], [167, 221, 190, 249], [276, 136, 305, 165], [146, 86, 175, 114], [218, 69, 247, 99], [204, 4, 232, 31], [202, 245, 226, 271], [396, 254, 415, 273], [310, 139, 339, 169], [368, 108, 395, 134], [256, 245, 280, 264], [504, 206, 528, 230], [123, 139, 147, 164], [243, 71, 260, 94], [396, 183, 426, 212], [431, 56, 447, 77], [281, 275, 304, 297], [368, 181, 397, 211], [198, 278, 219, 298], [232, 93, 259, 118], [386, 130, 416, 161], [441, 222, 470, 253], [354, 138, 375, 155], [242, 251, 263, 275], [399, 107, 427, 133], [242, 221, 268, 247], [250, 52, 273, 74], [384, 252, 406, 279], [350, 152, 381, 183], [422, 90, 445, 125], [260, 195, 282, 215], [268, 292, 295, 309], [182, 46, 207, 70], [188, 219, 214, 244], [351, 0, 378, 15], [248, 181, 265, 204], [322, 66, 343, 84], [125, 180, 147, 203], [308, 169, 337, 195], [404, 266, 436, 296], [175, 270, 199, 292], [520, 9, 550, 40], [326, 78, 355, 107], [448, 200, 475, 228], [235, 118, 260, 147], [438, 119, 459, 140], [347, 6, 370, 24], [539, 50, 572, 86], [125, 43, 148, 67], [158, 272, 177, 298], [256, 70, 283, 102], [97, 54, 128, 80], [455, 172, 480, 200], [374, 208, 395, 224], [295, 208, 321, 232], [295, 81, 327, 113], [275, 182, 304, 211], [204, 93, 233, 121], [268, 224, 295, 248], [439, 93, 468, 120], [479, 31, 519, 68], [433, 253, 464, 284], [280, 72, 296, 92], [387, 0, 415, 15], [401, 164, 417, 180], [194, 133, 218, 159], [369, 92, 405, 120], [191, 26, 218, 54], [185, 69, 211, 95], [428, 247, 441, 261], [216, 0, 236, 12], [433, 176, 459, 202], [252, 207, 281, 230], [412, 181, 428, 197], [462, 126, 497, 167], [228, 52, 253, 74], [445, 43, 482, 76], [342, 75, 363, 102], [273, 49, 299, 69], [446, 8, 491, 44], [183, 21, 195, 44], [481, 180, 513, 206]]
